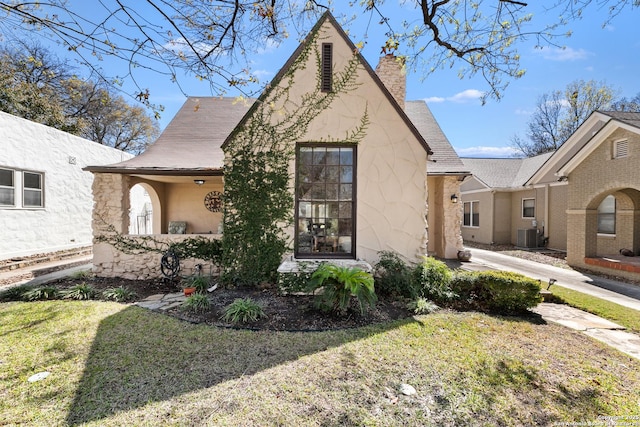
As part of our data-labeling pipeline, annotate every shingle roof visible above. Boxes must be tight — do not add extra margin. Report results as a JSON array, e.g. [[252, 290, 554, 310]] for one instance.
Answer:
[[461, 152, 553, 188], [599, 111, 640, 129], [404, 101, 469, 175], [87, 97, 250, 173], [89, 96, 463, 175]]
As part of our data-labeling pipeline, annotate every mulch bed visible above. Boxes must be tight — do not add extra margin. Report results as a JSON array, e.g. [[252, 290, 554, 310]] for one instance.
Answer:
[[38, 276, 415, 331]]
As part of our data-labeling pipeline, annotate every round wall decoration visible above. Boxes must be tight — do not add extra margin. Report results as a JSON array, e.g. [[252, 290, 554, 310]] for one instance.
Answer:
[[204, 191, 223, 212]]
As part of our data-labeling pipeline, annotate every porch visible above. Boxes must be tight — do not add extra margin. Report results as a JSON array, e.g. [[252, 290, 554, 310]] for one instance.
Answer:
[[585, 255, 640, 276]]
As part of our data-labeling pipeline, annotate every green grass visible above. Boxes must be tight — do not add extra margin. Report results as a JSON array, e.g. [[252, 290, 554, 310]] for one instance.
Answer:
[[1, 300, 639, 426], [550, 285, 640, 334]]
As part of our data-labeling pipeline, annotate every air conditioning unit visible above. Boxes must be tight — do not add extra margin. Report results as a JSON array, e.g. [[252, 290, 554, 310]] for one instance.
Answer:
[[517, 229, 538, 248]]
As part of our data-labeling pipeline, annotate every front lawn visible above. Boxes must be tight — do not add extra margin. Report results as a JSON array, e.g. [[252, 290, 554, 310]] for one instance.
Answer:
[[1, 300, 639, 426]]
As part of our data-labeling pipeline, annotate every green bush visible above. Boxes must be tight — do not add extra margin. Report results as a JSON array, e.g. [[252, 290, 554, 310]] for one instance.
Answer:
[[407, 297, 439, 315], [181, 294, 211, 313], [412, 256, 456, 303], [222, 298, 266, 324], [450, 271, 542, 314], [22, 285, 60, 301], [307, 263, 377, 315], [102, 286, 137, 302], [0, 284, 34, 302], [374, 251, 416, 298], [61, 283, 96, 300]]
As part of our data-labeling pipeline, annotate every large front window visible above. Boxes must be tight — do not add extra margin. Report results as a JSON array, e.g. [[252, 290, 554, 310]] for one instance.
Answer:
[[295, 145, 355, 258]]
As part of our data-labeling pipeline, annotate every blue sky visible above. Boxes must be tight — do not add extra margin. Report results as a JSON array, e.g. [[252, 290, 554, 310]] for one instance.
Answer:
[[42, 2, 640, 158]]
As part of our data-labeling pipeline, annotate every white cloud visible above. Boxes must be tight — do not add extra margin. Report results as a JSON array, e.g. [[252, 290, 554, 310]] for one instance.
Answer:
[[456, 145, 519, 158], [424, 96, 445, 103], [423, 89, 484, 104], [256, 39, 281, 54], [252, 69, 274, 79], [536, 46, 592, 61]]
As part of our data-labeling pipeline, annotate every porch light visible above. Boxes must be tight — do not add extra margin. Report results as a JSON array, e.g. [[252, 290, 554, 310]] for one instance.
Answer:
[[450, 194, 458, 204], [194, 179, 205, 185]]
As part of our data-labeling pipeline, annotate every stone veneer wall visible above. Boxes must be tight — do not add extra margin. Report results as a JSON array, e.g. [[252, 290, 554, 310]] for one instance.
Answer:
[[91, 173, 221, 280], [92, 234, 221, 280]]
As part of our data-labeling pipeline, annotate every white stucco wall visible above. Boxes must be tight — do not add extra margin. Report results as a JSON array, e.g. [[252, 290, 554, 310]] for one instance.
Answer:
[[0, 111, 133, 260]]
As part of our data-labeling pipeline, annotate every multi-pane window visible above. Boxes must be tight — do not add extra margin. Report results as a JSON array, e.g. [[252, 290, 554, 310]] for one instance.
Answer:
[[23, 171, 43, 207], [296, 145, 355, 257], [0, 168, 14, 206], [463, 201, 479, 227], [597, 195, 616, 234], [522, 198, 535, 218], [0, 168, 44, 208]]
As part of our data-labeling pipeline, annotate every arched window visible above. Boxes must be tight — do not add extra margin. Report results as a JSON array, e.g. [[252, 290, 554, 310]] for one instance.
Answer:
[[597, 195, 616, 235]]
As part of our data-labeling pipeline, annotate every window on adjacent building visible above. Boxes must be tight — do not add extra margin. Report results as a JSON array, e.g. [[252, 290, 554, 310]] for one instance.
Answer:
[[23, 171, 43, 208], [597, 195, 616, 234], [522, 198, 535, 218], [463, 201, 479, 227], [614, 139, 628, 159], [0, 168, 14, 206], [321, 43, 333, 92], [295, 145, 355, 258]]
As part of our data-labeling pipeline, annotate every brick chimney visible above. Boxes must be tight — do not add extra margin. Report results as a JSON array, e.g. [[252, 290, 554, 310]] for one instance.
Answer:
[[375, 54, 406, 110]]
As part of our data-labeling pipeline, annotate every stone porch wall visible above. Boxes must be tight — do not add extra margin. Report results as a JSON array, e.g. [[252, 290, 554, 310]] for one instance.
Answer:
[[92, 234, 221, 280]]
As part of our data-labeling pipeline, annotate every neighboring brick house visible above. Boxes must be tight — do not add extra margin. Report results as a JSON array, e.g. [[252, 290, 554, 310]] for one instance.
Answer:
[[461, 110, 640, 281], [86, 12, 469, 280], [0, 110, 145, 262]]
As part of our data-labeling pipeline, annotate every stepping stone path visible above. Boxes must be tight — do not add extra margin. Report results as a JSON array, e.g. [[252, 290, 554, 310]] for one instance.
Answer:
[[135, 292, 186, 311]]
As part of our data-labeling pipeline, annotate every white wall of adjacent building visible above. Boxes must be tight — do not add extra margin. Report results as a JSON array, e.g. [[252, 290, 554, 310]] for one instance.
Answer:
[[0, 110, 144, 261]]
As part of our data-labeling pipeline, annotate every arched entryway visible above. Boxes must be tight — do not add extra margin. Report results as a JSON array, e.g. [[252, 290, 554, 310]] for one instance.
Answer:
[[582, 188, 640, 258], [128, 182, 162, 235]]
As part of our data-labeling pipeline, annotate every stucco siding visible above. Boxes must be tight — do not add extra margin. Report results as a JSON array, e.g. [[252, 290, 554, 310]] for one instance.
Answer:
[[0, 112, 132, 260], [461, 190, 493, 244], [547, 185, 568, 251], [493, 192, 512, 244], [163, 180, 224, 234], [279, 20, 429, 263]]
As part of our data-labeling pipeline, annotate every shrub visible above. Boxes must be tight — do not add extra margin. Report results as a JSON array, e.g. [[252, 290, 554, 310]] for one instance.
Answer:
[[222, 298, 266, 324], [102, 286, 137, 302], [22, 285, 60, 301], [307, 263, 377, 315], [70, 269, 93, 280], [0, 284, 33, 302], [407, 297, 439, 315], [185, 275, 210, 294], [374, 251, 416, 298], [450, 271, 542, 314], [412, 256, 456, 303], [61, 283, 96, 300], [181, 294, 211, 313]]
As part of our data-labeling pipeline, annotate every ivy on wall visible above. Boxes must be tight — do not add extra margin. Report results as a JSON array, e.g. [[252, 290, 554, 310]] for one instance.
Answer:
[[96, 222, 222, 264], [221, 28, 368, 286]]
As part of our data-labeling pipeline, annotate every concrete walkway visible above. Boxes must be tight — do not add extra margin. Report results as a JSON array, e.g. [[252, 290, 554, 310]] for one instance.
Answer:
[[462, 247, 640, 360], [0, 256, 93, 290]]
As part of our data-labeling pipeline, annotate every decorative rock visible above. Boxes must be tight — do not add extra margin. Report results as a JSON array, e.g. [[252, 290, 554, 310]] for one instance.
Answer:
[[28, 372, 50, 382], [399, 383, 416, 396]]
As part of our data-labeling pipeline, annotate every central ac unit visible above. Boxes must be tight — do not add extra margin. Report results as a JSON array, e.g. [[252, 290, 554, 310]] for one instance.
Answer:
[[517, 228, 538, 248]]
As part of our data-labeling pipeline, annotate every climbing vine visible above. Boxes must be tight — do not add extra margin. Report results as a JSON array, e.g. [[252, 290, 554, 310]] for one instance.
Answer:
[[96, 222, 222, 264], [221, 27, 368, 286]]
